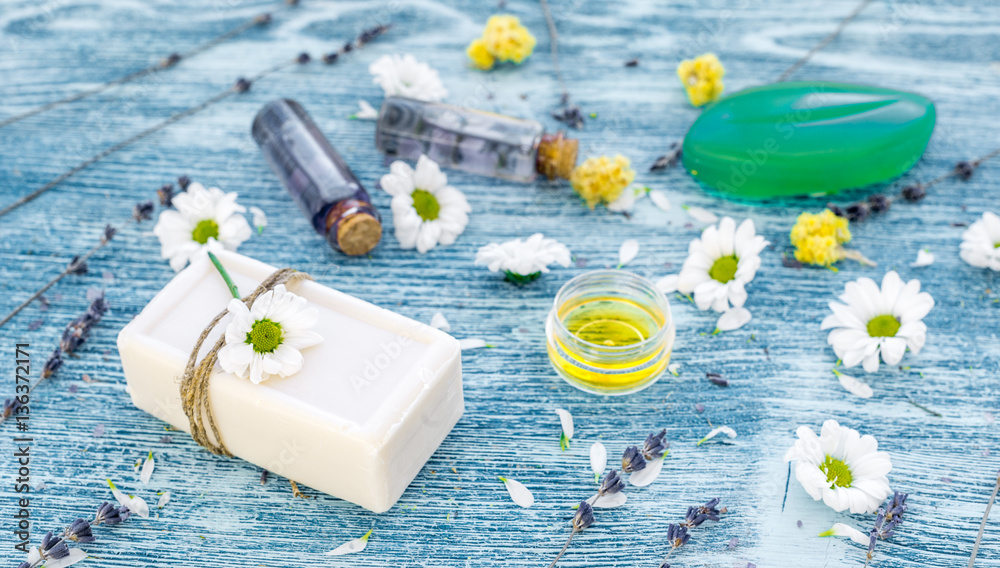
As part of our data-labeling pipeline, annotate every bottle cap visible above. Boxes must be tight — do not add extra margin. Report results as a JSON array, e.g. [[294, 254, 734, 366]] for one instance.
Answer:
[[335, 212, 382, 256], [536, 132, 579, 180]]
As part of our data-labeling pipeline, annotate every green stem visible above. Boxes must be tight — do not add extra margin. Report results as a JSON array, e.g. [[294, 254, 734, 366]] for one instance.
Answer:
[[208, 252, 240, 299]]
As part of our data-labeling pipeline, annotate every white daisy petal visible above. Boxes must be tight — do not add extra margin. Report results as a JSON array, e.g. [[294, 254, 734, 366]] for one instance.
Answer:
[[370, 54, 448, 101], [590, 442, 608, 476], [157, 491, 171, 509], [429, 312, 451, 332], [628, 455, 665, 487], [459, 338, 488, 350], [555, 408, 574, 440], [44, 549, 88, 568], [618, 239, 639, 267], [910, 248, 934, 267], [606, 186, 645, 212], [325, 529, 373, 556], [698, 426, 737, 445], [656, 274, 679, 293], [820, 523, 870, 546], [649, 189, 671, 211], [499, 477, 534, 508], [592, 492, 628, 508], [140, 452, 155, 485], [833, 369, 874, 399], [153, 183, 252, 271], [353, 99, 379, 120], [684, 205, 719, 224], [716, 307, 751, 332], [248, 206, 268, 233], [475, 234, 571, 278]]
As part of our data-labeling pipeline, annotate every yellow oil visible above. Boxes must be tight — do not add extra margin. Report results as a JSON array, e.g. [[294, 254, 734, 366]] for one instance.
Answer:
[[549, 296, 671, 394]]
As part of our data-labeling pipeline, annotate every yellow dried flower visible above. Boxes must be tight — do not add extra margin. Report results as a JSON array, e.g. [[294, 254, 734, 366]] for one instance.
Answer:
[[466, 38, 495, 71], [790, 209, 870, 268], [677, 53, 725, 107], [467, 14, 536, 70], [570, 155, 636, 209]]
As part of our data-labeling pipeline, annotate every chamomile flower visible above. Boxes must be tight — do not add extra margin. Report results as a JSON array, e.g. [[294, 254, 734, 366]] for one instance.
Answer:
[[821, 271, 934, 373], [784, 420, 892, 514], [380, 156, 471, 253], [790, 209, 872, 268], [570, 154, 636, 209], [369, 54, 448, 102], [677, 53, 725, 107], [671, 217, 769, 313], [217, 285, 323, 384], [960, 211, 1000, 271], [153, 183, 252, 272], [475, 233, 571, 283], [467, 15, 536, 70]]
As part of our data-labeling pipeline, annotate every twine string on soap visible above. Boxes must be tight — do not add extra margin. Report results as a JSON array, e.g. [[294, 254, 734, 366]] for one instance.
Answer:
[[179, 267, 312, 456]]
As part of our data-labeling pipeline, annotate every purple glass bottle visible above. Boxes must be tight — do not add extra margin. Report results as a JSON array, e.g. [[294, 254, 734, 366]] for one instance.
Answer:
[[374, 96, 578, 182], [252, 99, 382, 256]]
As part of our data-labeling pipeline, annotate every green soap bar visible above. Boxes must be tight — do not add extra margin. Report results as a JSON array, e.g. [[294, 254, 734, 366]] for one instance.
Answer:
[[682, 81, 936, 199]]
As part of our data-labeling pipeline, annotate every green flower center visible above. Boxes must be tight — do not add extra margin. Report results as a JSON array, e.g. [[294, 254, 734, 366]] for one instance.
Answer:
[[246, 319, 283, 353], [709, 255, 739, 283], [819, 455, 853, 488], [411, 189, 440, 221], [866, 314, 901, 338], [191, 219, 220, 244]]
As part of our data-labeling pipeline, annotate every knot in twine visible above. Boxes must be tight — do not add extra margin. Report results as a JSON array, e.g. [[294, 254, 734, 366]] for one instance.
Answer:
[[179, 268, 312, 456]]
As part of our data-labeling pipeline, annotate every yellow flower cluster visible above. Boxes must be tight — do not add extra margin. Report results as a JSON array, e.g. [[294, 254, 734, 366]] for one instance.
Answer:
[[570, 155, 636, 209], [467, 15, 536, 70], [790, 209, 852, 267], [677, 53, 725, 107]]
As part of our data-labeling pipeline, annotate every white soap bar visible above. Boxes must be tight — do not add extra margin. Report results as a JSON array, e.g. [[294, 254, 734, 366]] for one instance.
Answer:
[[117, 251, 464, 513]]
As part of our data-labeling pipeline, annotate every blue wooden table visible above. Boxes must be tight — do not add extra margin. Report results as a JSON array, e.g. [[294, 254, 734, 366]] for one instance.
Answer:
[[2, 0, 1000, 566]]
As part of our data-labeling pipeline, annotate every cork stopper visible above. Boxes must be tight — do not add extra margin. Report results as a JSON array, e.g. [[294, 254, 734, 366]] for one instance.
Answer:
[[335, 212, 382, 256], [536, 132, 579, 180]]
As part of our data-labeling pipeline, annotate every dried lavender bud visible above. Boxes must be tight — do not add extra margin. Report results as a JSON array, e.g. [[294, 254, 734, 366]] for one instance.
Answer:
[[954, 160, 975, 181], [296, 52, 311, 64], [132, 201, 154, 222], [17, 562, 31, 568], [234, 78, 252, 92], [177, 175, 191, 191], [868, 194, 890, 214], [684, 497, 723, 527], [322, 52, 339, 64], [260, 469, 269, 485], [101, 224, 116, 244], [161, 53, 181, 68], [621, 445, 647, 473], [117, 505, 131, 522], [94, 501, 126, 525], [63, 518, 95, 543], [706, 372, 728, 387], [826, 203, 846, 217], [552, 105, 584, 129], [572, 501, 595, 531], [845, 202, 870, 222], [286, 0, 299, 5], [624, 58, 639, 67], [342, 41, 354, 53], [157, 183, 174, 207], [42, 348, 63, 379], [67, 255, 88, 275], [598, 470, 624, 496], [642, 429, 668, 460], [650, 143, 682, 172], [255, 13, 272, 25], [901, 183, 926, 202], [357, 25, 390, 46], [3, 397, 22, 420], [40, 531, 70, 560], [666, 523, 690, 549]]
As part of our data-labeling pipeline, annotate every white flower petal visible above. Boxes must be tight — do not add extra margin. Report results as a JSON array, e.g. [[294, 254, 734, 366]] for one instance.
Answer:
[[153, 182, 251, 271], [248, 206, 268, 232], [353, 99, 379, 120], [140, 452, 155, 485], [698, 426, 737, 445], [833, 369, 874, 399], [685, 205, 719, 224], [910, 248, 934, 267], [618, 239, 639, 267], [429, 312, 451, 332], [370, 54, 448, 101], [459, 338, 487, 350], [475, 234, 571, 277], [649, 189, 671, 211], [606, 186, 644, 212], [820, 523, 870, 546], [590, 442, 608, 476], [127, 494, 150, 518], [44, 549, 88, 568], [157, 491, 171, 509], [325, 529, 373, 556], [716, 307, 751, 332], [628, 455, 665, 487], [592, 492, 628, 508], [555, 408, 574, 440], [499, 477, 534, 508], [656, 274, 679, 293]]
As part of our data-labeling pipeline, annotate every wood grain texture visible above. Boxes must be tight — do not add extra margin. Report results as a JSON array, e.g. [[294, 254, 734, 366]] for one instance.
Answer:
[[2, 0, 1000, 566]]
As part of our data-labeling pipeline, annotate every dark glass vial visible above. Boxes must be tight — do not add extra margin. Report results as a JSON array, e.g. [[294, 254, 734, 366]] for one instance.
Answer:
[[374, 96, 578, 182], [252, 99, 382, 256]]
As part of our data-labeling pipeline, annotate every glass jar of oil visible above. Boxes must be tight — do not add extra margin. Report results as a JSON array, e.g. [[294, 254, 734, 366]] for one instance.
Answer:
[[546, 270, 675, 395]]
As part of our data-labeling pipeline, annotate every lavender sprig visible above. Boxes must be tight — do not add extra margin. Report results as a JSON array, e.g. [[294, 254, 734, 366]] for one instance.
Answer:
[[864, 492, 908, 567], [547, 501, 595, 568], [657, 498, 726, 568], [16, 502, 131, 568], [969, 472, 1000, 568]]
